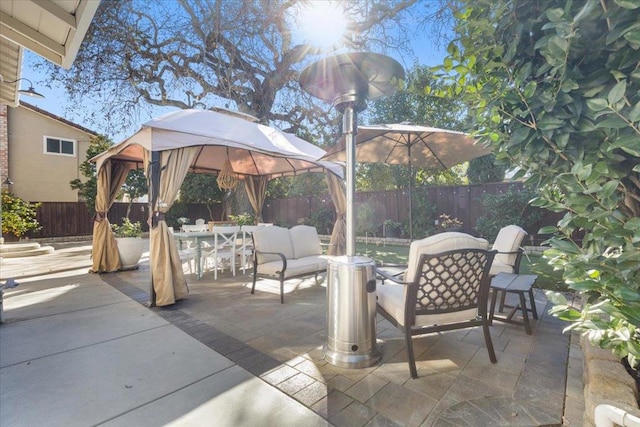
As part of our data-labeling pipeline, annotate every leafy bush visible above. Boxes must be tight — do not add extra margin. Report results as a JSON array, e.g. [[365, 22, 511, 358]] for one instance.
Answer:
[[475, 188, 544, 242], [438, 0, 640, 367], [165, 201, 189, 229], [409, 189, 438, 238], [1, 190, 41, 238], [228, 212, 255, 226], [468, 154, 507, 184], [111, 217, 142, 237], [356, 202, 377, 235], [307, 204, 335, 235]]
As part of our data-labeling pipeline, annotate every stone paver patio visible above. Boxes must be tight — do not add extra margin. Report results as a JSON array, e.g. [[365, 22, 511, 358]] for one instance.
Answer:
[[1, 242, 583, 426]]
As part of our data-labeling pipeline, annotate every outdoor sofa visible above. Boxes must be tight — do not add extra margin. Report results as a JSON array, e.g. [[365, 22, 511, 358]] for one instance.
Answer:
[[251, 225, 326, 303]]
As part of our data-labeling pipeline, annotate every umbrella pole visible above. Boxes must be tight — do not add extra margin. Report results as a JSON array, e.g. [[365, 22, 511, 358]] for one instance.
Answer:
[[344, 105, 357, 257], [408, 143, 413, 241]]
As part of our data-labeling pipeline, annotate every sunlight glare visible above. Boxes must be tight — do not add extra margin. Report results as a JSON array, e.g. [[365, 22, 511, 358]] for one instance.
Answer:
[[297, 1, 348, 50]]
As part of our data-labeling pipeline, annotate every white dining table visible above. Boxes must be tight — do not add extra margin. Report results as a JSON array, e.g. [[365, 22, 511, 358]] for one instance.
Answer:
[[172, 231, 216, 279], [173, 229, 252, 279]]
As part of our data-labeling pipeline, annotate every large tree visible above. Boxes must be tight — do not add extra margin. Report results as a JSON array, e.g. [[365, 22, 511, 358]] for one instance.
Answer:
[[37, 0, 451, 137], [437, 0, 640, 367]]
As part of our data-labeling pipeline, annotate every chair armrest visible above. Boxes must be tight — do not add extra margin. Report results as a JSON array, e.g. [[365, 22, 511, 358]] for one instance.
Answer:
[[495, 248, 524, 274], [376, 267, 411, 285], [253, 250, 288, 274]]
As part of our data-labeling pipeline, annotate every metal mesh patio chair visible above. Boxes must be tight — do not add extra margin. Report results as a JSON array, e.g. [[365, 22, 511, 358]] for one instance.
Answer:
[[376, 232, 497, 378]]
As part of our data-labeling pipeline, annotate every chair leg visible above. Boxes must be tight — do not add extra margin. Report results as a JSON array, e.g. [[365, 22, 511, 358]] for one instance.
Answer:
[[405, 328, 418, 379], [499, 290, 507, 312], [280, 278, 285, 304], [529, 289, 538, 319], [251, 269, 257, 294], [482, 318, 497, 363], [518, 292, 532, 335], [489, 288, 498, 325]]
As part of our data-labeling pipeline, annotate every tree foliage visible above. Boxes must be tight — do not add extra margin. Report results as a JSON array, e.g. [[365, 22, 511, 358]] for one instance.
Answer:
[[437, 0, 640, 367], [70, 135, 113, 214], [121, 168, 148, 219], [467, 154, 507, 184], [179, 173, 225, 220], [358, 65, 468, 191], [36, 0, 452, 137], [474, 187, 544, 242]]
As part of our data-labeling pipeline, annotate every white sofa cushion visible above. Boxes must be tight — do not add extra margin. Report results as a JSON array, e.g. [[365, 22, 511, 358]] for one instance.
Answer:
[[258, 255, 327, 278], [290, 225, 323, 259], [377, 282, 478, 327], [489, 259, 516, 276], [492, 225, 527, 268], [253, 226, 294, 263]]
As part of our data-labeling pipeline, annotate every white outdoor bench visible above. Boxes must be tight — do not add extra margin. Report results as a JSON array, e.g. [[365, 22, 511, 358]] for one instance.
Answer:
[[251, 225, 327, 303]]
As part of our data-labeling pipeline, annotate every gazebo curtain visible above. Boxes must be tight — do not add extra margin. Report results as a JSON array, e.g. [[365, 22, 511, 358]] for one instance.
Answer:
[[90, 159, 131, 273], [325, 171, 346, 256], [148, 147, 200, 306], [245, 175, 268, 224]]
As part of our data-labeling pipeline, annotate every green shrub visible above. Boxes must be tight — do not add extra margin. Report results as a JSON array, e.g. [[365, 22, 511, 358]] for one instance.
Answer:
[[437, 0, 640, 367], [111, 217, 142, 237], [409, 189, 438, 238], [1, 190, 41, 238], [307, 204, 335, 235], [165, 201, 189, 228], [356, 202, 377, 235], [475, 187, 544, 242], [228, 212, 255, 226]]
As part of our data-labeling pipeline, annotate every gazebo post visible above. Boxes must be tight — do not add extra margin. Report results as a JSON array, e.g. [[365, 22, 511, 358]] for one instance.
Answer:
[[147, 150, 160, 307]]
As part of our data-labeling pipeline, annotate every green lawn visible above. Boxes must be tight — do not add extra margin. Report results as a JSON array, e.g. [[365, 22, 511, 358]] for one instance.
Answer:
[[355, 243, 567, 292]]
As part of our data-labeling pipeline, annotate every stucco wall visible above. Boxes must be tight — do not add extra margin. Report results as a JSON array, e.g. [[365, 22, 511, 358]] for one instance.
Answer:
[[7, 106, 93, 202]]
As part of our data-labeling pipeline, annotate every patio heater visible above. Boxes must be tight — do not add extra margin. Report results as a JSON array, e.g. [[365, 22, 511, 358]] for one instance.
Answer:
[[300, 52, 404, 368]]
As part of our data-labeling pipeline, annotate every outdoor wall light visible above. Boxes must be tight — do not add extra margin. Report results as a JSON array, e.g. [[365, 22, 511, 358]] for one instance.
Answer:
[[3, 78, 45, 99], [3, 177, 13, 185]]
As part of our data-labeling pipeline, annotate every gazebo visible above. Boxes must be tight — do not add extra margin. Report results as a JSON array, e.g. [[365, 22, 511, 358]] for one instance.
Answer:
[[90, 109, 345, 306]]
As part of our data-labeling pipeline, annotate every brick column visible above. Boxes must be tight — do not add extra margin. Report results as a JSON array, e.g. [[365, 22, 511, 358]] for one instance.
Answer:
[[0, 104, 8, 190]]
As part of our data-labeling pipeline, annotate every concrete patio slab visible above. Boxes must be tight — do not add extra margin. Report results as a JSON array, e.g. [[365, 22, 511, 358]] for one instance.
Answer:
[[0, 325, 236, 426], [102, 365, 329, 427]]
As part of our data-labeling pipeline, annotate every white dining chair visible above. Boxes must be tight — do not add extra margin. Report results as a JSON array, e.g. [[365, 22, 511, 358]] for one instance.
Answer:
[[238, 225, 261, 274], [170, 226, 198, 274], [201, 226, 240, 279]]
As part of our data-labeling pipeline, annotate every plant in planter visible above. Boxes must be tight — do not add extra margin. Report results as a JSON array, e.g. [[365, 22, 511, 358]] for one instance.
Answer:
[[382, 219, 402, 238], [111, 218, 144, 270]]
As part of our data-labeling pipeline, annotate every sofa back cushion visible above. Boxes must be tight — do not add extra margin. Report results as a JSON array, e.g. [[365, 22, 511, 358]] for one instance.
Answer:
[[290, 225, 322, 259], [253, 226, 294, 263]]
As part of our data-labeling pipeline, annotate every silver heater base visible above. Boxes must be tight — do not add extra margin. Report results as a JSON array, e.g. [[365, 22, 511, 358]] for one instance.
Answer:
[[323, 343, 380, 369]]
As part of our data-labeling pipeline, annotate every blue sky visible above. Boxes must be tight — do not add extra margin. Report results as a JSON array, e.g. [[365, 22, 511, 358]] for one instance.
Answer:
[[18, 13, 449, 143]]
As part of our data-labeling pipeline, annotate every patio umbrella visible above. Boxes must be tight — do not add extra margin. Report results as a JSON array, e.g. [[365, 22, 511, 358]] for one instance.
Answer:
[[321, 122, 492, 239], [90, 109, 344, 306]]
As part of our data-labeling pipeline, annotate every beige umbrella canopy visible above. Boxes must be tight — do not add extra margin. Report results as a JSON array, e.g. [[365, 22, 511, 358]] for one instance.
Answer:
[[90, 109, 343, 306], [321, 122, 492, 239]]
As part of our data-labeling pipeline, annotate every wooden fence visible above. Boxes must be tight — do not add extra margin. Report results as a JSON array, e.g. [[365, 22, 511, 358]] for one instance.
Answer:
[[29, 182, 560, 241], [262, 182, 563, 242], [29, 202, 219, 238]]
